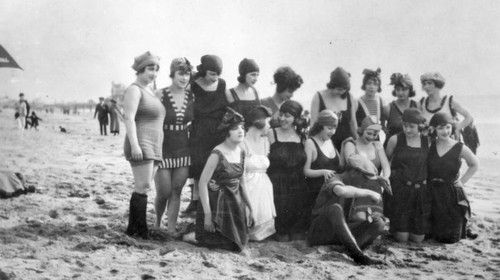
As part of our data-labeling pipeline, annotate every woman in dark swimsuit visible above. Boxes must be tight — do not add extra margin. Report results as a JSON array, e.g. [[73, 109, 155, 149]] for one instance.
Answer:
[[310, 67, 357, 152], [226, 58, 261, 119]]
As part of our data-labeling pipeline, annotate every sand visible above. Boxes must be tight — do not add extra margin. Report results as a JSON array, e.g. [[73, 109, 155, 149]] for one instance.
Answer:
[[1, 108, 499, 280]]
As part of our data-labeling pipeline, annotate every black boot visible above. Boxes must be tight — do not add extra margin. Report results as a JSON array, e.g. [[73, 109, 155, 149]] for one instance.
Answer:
[[126, 192, 149, 239]]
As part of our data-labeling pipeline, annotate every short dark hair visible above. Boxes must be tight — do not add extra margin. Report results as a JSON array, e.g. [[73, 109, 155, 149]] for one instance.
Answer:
[[309, 122, 324, 136], [361, 76, 381, 93], [392, 85, 416, 97], [274, 66, 303, 93], [170, 67, 192, 79], [19, 93, 24, 97], [245, 118, 267, 130], [136, 64, 160, 75]]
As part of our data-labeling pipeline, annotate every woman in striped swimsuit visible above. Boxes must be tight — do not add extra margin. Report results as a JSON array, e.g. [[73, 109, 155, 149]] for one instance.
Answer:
[[155, 57, 194, 235]]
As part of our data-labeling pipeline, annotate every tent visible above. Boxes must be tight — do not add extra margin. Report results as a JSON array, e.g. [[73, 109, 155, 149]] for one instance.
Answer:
[[0, 44, 23, 70]]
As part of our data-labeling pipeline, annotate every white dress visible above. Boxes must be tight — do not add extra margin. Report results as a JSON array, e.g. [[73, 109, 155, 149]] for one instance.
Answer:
[[244, 139, 276, 241]]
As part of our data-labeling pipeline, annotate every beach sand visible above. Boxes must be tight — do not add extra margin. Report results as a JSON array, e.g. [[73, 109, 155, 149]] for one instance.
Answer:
[[1, 108, 499, 280]]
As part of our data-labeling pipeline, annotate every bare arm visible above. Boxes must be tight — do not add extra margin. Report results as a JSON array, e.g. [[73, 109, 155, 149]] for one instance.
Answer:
[[385, 134, 398, 161], [123, 86, 142, 161], [350, 95, 358, 140], [382, 103, 390, 128], [332, 184, 381, 202], [198, 152, 220, 232], [452, 99, 473, 137], [225, 88, 235, 103], [310, 92, 320, 124], [374, 141, 391, 179], [459, 145, 479, 185]]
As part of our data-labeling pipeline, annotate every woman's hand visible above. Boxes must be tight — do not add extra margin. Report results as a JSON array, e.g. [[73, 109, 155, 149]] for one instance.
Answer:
[[368, 191, 382, 203], [322, 170, 336, 181], [204, 214, 215, 232], [454, 179, 465, 189], [131, 144, 143, 161], [248, 210, 256, 228]]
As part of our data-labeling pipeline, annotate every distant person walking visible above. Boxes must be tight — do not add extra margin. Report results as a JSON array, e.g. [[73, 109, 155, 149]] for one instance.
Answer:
[[123, 51, 166, 239], [109, 99, 120, 135], [94, 97, 110, 136], [15, 92, 29, 130]]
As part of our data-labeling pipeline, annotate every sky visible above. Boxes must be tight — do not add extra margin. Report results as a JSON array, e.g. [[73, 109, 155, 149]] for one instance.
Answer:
[[1, 0, 500, 109]]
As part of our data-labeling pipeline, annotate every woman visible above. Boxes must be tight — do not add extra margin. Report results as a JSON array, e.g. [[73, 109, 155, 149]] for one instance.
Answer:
[[310, 67, 358, 151], [186, 55, 228, 214], [385, 108, 430, 243], [342, 116, 391, 180], [268, 100, 308, 241], [109, 99, 120, 136], [261, 66, 303, 128], [243, 105, 276, 241], [195, 108, 255, 252], [123, 51, 166, 239], [154, 57, 194, 235], [382, 73, 417, 145], [227, 58, 261, 119], [355, 68, 385, 132], [307, 154, 385, 265], [303, 110, 343, 224], [427, 112, 479, 243], [419, 72, 473, 139]]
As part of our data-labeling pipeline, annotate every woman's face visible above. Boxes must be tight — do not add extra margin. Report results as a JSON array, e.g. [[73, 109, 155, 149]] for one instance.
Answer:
[[422, 80, 438, 95], [279, 89, 294, 101], [278, 111, 295, 129], [139, 65, 159, 84], [402, 122, 419, 137], [331, 87, 347, 96], [172, 71, 190, 88], [228, 124, 245, 143], [320, 125, 337, 139], [364, 79, 379, 96], [395, 86, 410, 101], [435, 123, 452, 139], [204, 70, 219, 84], [261, 117, 271, 135], [245, 72, 259, 86], [361, 129, 379, 142]]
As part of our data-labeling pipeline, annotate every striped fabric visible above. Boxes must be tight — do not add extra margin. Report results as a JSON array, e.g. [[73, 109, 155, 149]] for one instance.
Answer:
[[159, 156, 191, 169], [164, 124, 187, 131], [168, 90, 189, 125]]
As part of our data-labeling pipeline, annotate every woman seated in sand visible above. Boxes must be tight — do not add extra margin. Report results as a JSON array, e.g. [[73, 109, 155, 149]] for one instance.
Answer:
[[303, 110, 343, 229], [194, 108, 255, 252], [427, 112, 478, 243], [307, 154, 386, 266], [123, 52, 166, 239], [154, 57, 194, 236], [242, 105, 276, 241]]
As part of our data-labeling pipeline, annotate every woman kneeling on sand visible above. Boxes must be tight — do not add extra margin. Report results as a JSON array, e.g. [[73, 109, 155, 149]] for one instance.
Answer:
[[194, 108, 255, 252], [427, 112, 478, 243], [123, 52, 166, 239]]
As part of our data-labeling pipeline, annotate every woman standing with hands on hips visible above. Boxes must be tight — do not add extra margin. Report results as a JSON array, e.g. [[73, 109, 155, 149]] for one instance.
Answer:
[[123, 52, 166, 239], [427, 112, 478, 243], [154, 57, 194, 235]]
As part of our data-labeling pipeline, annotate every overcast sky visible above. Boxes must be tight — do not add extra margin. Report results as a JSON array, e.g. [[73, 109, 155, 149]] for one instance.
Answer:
[[1, 0, 499, 107]]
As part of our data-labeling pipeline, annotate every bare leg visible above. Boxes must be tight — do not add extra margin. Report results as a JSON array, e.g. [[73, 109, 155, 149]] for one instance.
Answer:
[[409, 233, 425, 243], [395, 232, 409, 242], [166, 167, 189, 234], [154, 168, 172, 228]]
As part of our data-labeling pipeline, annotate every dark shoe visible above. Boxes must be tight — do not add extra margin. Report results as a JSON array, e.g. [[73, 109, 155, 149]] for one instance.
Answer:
[[352, 254, 385, 266], [126, 192, 149, 239], [466, 228, 479, 240]]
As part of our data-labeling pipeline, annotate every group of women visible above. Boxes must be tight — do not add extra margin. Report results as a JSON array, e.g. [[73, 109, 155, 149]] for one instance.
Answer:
[[121, 51, 479, 265]]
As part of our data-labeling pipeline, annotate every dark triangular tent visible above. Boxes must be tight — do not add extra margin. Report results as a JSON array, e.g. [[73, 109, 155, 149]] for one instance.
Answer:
[[0, 44, 23, 70]]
